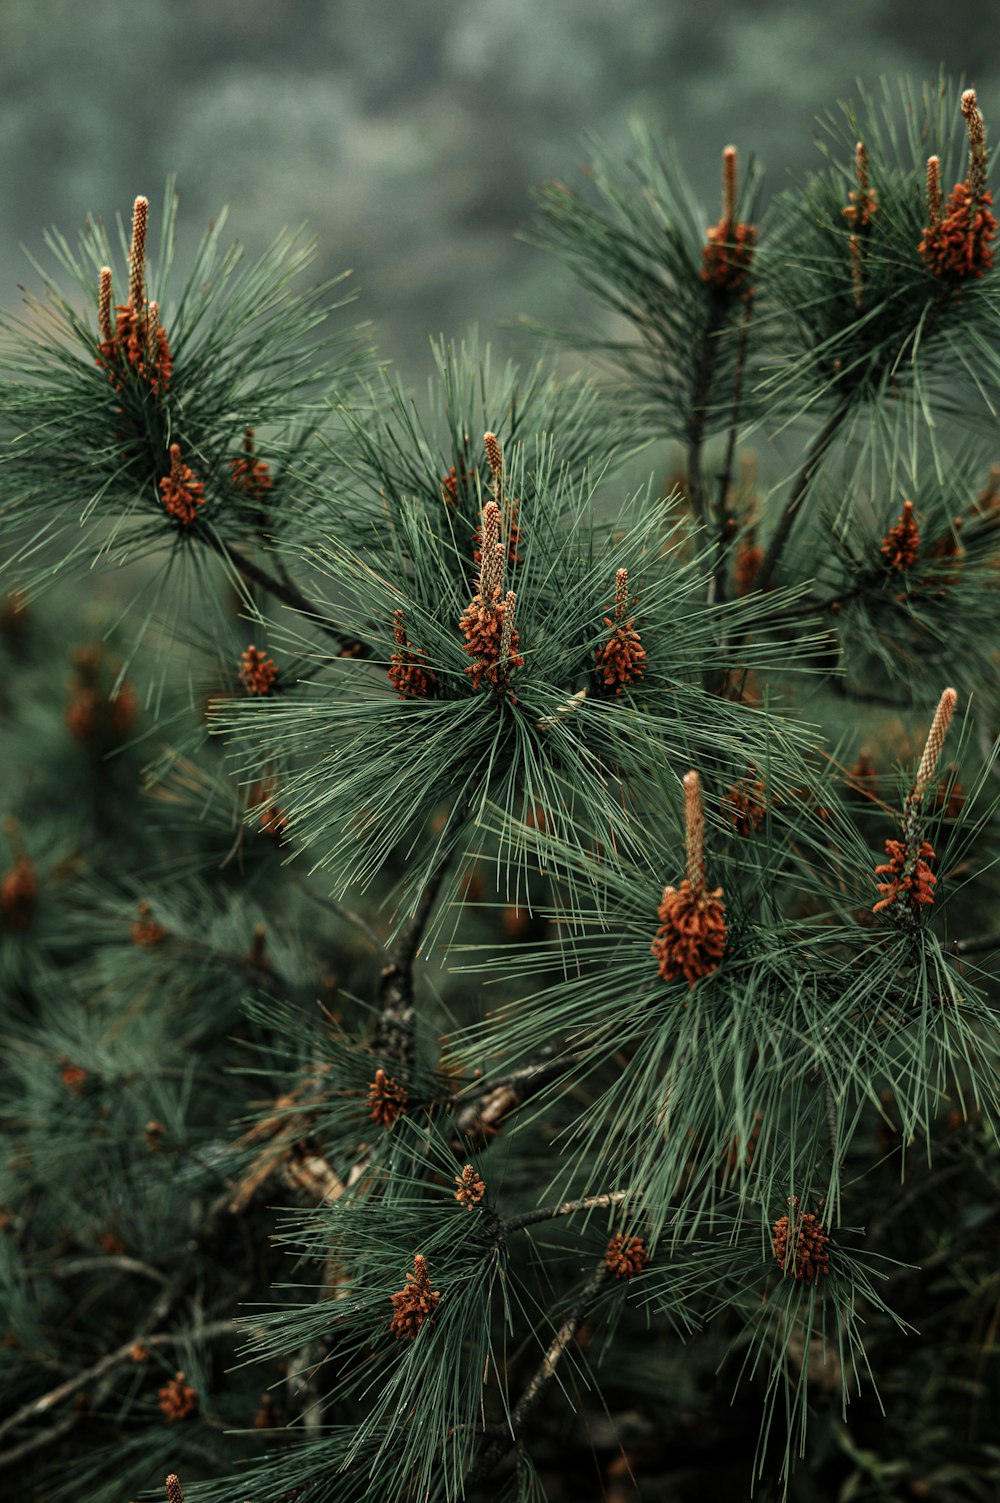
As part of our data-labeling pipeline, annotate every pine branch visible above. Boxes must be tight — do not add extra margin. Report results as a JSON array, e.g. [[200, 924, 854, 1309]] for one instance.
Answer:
[[468, 1258, 611, 1488], [0, 1320, 236, 1470], [503, 1191, 628, 1234], [372, 790, 473, 1059], [754, 397, 851, 592], [954, 933, 1000, 955], [712, 294, 755, 608], [685, 299, 728, 527], [201, 530, 372, 658]]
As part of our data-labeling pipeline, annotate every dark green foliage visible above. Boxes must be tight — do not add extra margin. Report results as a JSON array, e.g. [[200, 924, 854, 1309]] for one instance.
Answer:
[[1, 75, 999, 1503]]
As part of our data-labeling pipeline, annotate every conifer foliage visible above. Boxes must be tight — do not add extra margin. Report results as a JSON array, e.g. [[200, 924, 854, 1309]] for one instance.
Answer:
[[1, 76, 1000, 1503]]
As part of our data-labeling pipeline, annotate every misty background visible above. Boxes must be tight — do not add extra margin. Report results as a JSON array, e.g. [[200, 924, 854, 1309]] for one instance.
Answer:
[[3, 0, 998, 389]]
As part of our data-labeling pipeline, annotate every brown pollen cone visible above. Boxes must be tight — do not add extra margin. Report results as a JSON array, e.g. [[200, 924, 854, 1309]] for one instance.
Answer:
[[459, 588, 523, 694], [367, 1067, 408, 1127], [159, 444, 205, 527], [231, 428, 273, 500], [880, 500, 920, 571], [734, 537, 763, 596], [652, 880, 728, 986], [131, 900, 168, 946], [65, 646, 138, 747], [919, 92, 997, 280], [873, 837, 937, 913], [387, 610, 436, 699], [604, 1233, 650, 1279], [842, 141, 878, 229], [595, 568, 646, 693], [652, 771, 727, 986], [60, 1058, 87, 1094], [701, 146, 757, 296], [722, 775, 766, 836], [158, 1371, 197, 1422], [454, 1164, 486, 1208], [164, 1477, 186, 1503], [772, 1198, 830, 1284], [96, 200, 173, 393], [2, 820, 38, 932], [873, 688, 956, 916], [248, 779, 290, 841], [238, 645, 279, 695], [389, 1254, 440, 1339]]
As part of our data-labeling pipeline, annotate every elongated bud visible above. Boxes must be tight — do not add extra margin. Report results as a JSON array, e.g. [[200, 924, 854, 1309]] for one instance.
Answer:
[[722, 145, 738, 226], [499, 590, 517, 667], [479, 502, 504, 602], [962, 89, 988, 204], [855, 141, 869, 201], [849, 233, 863, 308], [926, 156, 941, 233], [393, 608, 407, 648], [98, 267, 113, 343], [128, 196, 148, 311], [165, 1477, 185, 1503], [484, 431, 503, 483], [614, 567, 629, 623], [683, 770, 705, 891], [146, 300, 160, 363], [912, 688, 958, 801]]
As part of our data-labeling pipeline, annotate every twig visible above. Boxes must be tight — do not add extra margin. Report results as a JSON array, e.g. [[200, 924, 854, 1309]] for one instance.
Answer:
[[371, 792, 474, 1061], [0, 1320, 236, 1467], [754, 398, 851, 594], [201, 531, 372, 658], [711, 293, 755, 610], [468, 1258, 611, 1487], [454, 1053, 585, 1148], [954, 933, 1000, 956], [503, 1191, 628, 1234], [751, 575, 876, 628], [685, 299, 727, 527], [42, 1255, 169, 1285], [287, 867, 382, 950]]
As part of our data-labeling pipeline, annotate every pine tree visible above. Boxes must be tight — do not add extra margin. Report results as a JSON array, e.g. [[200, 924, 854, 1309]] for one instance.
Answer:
[[1, 77, 999, 1503]]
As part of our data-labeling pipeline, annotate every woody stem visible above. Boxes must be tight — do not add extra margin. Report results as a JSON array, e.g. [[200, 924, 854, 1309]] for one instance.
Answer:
[[685, 298, 727, 528], [706, 292, 754, 693], [754, 397, 851, 593], [201, 531, 373, 658], [467, 1258, 611, 1488], [503, 1191, 628, 1234]]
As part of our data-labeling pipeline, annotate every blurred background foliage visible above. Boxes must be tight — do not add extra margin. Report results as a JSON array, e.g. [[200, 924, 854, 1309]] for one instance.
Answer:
[[2, 0, 998, 384]]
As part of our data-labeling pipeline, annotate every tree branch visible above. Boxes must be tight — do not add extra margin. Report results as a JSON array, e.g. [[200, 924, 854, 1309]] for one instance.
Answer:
[[684, 298, 727, 528], [43, 1255, 169, 1286], [454, 1052, 586, 1149], [754, 397, 851, 594], [287, 867, 382, 951], [503, 1191, 628, 1235], [711, 293, 755, 610], [201, 530, 373, 658], [954, 933, 1000, 956], [468, 1258, 611, 1488], [371, 791, 474, 1062], [0, 1319, 236, 1468]]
